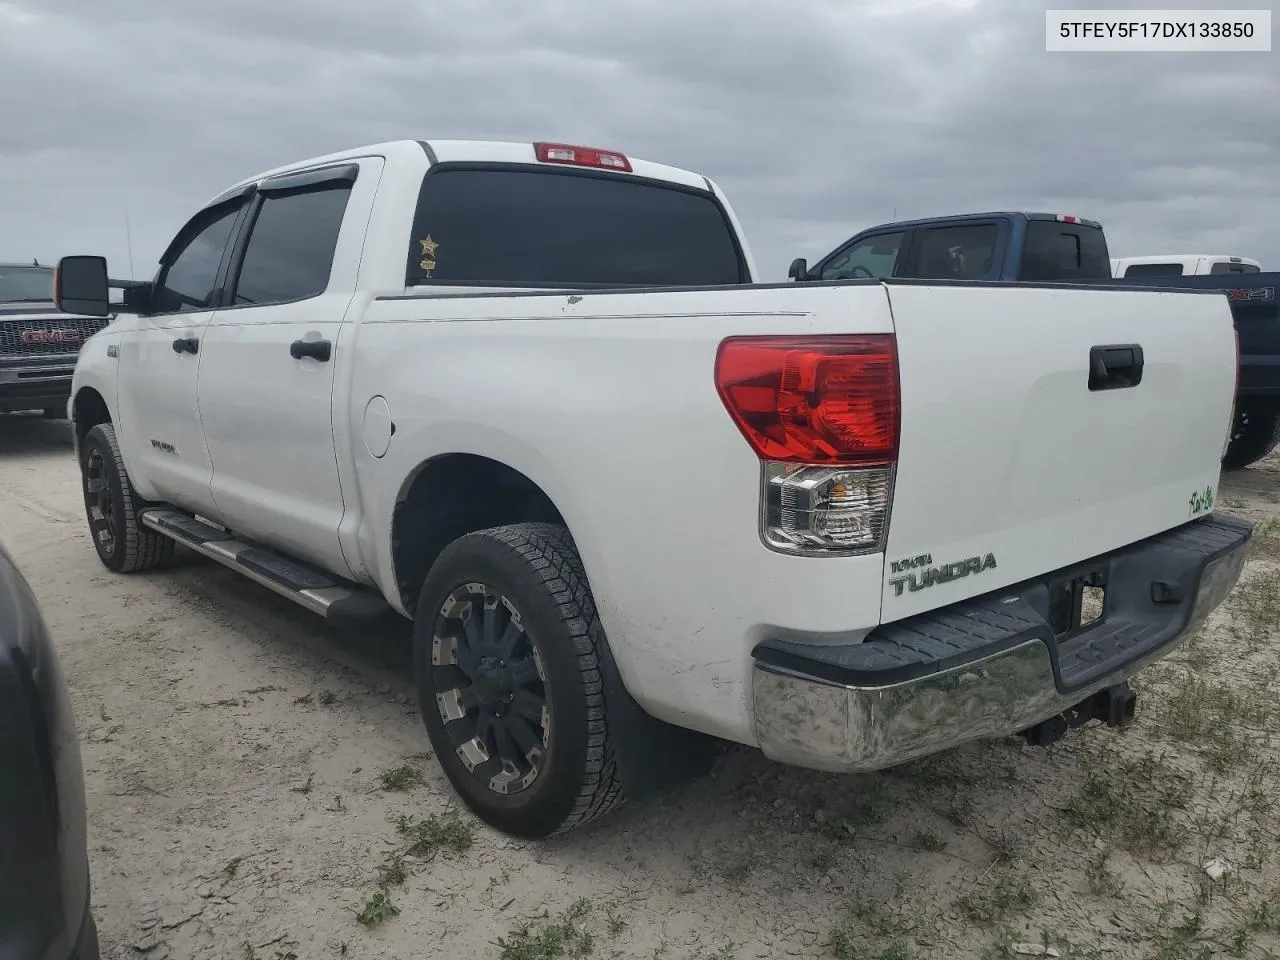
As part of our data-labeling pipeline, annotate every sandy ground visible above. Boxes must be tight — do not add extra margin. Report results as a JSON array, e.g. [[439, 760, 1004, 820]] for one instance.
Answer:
[[1, 414, 1278, 960]]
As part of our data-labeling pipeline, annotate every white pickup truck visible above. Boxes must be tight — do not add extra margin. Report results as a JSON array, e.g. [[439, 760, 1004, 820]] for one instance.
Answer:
[[55, 139, 1253, 839]]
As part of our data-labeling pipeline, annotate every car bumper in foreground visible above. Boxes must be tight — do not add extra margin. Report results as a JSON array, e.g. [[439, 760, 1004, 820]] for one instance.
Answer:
[[751, 513, 1253, 774]]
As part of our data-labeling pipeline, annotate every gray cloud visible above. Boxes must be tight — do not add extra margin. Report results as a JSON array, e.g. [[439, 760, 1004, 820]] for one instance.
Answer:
[[2, 0, 1276, 280]]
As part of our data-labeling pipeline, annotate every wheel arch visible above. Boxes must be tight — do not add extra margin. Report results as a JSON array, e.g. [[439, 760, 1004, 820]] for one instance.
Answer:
[[70, 386, 113, 459], [389, 452, 571, 617]]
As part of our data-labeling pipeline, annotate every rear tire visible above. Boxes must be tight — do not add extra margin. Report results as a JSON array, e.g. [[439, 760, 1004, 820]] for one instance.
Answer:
[[79, 422, 175, 573], [1223, 404, 1280, 470], [413, 522, 624, 839]]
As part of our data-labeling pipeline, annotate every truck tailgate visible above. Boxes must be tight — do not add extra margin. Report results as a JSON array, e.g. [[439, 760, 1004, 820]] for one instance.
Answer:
[[881, 281, 1236, 621]]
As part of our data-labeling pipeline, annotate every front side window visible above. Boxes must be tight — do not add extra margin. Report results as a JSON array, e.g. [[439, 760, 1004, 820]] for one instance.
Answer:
[[819, 232, 905, 281], [405, 167, 747, 287], [153, 203, 244, 313], [231, 183, 353, 305]]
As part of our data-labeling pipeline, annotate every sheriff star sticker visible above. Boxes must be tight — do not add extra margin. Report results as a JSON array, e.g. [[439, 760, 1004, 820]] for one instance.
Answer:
[[419, 235, 439, 258]]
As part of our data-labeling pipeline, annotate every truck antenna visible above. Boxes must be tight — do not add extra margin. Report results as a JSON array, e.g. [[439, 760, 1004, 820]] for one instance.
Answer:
[[125, 213, 136, 280]]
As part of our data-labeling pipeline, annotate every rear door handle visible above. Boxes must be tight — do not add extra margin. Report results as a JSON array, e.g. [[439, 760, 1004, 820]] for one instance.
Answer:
[[1089, 343, 1144, 391], [171, 336, 199, 355], [290, 338, 331, 362]]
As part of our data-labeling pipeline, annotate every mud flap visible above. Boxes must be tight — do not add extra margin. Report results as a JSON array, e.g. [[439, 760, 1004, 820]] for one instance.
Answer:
[[592, 627, 721, 803]]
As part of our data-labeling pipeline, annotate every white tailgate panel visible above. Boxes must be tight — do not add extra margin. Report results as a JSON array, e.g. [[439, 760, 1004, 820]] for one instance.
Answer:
[[881, 282, 1236, 621]]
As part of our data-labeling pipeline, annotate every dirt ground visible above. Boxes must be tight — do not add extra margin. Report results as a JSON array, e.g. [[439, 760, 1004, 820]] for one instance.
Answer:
[[2, 414, 1278, 960]]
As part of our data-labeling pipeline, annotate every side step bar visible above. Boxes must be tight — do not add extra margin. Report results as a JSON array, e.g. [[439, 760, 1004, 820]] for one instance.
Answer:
[[140, 508, 391, 622]]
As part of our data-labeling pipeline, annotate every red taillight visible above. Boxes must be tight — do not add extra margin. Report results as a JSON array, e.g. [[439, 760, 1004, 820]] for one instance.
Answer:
[[1056, 214, 1079, 223], [534, 142, 632, 173], [714, 335, 900, 466]]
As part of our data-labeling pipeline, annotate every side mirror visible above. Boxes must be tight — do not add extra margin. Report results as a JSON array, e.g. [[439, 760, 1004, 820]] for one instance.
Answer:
[[788, 257, 809, 281], [53, 256, 111, 316]]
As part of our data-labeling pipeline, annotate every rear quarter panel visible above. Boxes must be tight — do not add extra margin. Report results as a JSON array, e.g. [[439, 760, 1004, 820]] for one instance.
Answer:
[[348, 283, 895, 745]]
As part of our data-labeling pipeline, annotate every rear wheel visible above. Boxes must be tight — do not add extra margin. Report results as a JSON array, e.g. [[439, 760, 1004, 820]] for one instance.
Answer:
[[413, 522, 624, 838], [79, 422, 175, 573], [1223, 404, 1280, 470]]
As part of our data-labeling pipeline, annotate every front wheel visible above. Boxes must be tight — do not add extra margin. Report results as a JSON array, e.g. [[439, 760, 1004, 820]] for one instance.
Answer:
[[1223, 404, 1280, 470], [79, 422, 175, 573], [413, 523, 624, 838]]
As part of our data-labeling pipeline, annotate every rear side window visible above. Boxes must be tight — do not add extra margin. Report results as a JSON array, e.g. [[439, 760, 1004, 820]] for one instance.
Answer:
[[1020, 221, 1111, 282], [912, 224, 998, 280], [232, 183, 353, 305], [1210, 261, 1261, 275], [1124, 262, 1184, 277], [405, 168, 747, 287]]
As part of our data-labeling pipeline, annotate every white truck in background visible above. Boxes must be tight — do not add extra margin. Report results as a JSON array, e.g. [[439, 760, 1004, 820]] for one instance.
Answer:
[[55, 139, 1252, 839], [1112, 254, 1262, 278]]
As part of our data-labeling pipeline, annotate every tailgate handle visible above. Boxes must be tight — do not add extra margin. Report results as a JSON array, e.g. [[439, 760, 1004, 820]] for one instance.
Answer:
[[1089, 344, 1144, 391]]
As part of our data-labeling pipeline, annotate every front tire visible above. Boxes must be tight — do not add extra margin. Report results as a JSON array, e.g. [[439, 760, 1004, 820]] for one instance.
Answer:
[[79, 422, 175, 573], [413, 523, 624, 838], [1223, 404, 1280, 470]]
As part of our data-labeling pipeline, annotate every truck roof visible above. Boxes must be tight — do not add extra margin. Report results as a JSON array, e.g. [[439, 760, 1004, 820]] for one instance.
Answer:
[[848, 211, 1103, 233], [209, 139, 717, 207]]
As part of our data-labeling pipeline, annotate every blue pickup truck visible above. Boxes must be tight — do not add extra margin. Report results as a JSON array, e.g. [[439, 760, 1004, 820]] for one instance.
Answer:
[[791, 212, 1280, 469]]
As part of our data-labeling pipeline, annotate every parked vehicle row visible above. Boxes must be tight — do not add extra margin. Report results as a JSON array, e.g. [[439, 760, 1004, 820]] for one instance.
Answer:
[[46, 138, 1251, 839], [793, 212, 1278, 468]]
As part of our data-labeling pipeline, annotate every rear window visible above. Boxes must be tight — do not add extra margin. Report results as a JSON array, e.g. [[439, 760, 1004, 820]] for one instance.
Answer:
[[1210, 261, 1261, 275], [1124, 262, 1184, 277], [405, 167, 747, 287], [0, 265, 54, 303], [1020, 221, 1111, 282]]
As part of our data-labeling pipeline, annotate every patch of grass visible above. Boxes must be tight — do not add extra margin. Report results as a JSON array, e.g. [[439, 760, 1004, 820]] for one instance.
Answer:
[[716, 846, 760, 886], [379, 764, 422, 792], [1149, 910, 1212, 960], [1229, 568, 1280, 640], [293, 692, 314, 705], [1085, 850, 1124, 898], [394, 810, 475, 857], [377, 853, 407, 887], [1063, 754, 1191, 859], [319, 689, 339, 705], [355, 890, 400, 928], [496, 898, 595, 960], [908, 830, 948, 853], [826, 900, 919, 960], [222, 856, 243, 882], [1248, 517, 1280, 560], [955, 872, 1038, 925]]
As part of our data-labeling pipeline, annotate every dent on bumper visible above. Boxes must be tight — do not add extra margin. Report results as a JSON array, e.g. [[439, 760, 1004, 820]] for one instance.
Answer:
[[751, 515, 1252, 774]]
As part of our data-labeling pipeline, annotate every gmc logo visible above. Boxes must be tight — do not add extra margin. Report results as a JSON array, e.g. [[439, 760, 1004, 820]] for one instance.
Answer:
[[20, 329, 80, 345]]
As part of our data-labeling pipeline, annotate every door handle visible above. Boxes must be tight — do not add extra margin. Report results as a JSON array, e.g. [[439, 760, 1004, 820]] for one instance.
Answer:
[[290, 338, 332, 362], [1088, 343, 1144, 391], [171, 336, 199, 355]]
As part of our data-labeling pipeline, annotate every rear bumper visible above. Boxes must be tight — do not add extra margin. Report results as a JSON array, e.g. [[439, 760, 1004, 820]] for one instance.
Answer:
[[0, 359, 75, 413], [751, 513, 1253, 774]]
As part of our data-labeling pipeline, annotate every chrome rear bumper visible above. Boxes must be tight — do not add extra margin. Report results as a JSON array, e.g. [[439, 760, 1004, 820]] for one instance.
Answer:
[[751, 513, 1253, 774]]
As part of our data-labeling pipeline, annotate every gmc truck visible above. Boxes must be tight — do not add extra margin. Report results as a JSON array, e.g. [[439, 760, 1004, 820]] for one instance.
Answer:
[[794, 214, 1280, 468], [0, 262, 111, 418], [55, 141, 1251, 839]]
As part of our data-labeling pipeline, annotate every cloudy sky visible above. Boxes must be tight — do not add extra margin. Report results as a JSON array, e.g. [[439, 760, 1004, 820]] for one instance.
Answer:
[[2, 0, 1276, 280]]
